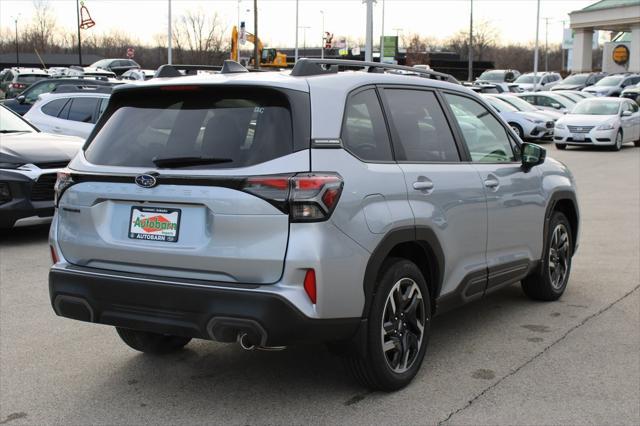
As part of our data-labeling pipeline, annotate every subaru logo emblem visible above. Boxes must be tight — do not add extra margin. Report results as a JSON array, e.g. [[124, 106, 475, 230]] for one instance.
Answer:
[[135, 174, 157, 188]]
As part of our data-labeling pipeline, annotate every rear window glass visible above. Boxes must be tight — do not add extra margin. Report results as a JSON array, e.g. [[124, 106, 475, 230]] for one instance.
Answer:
[[85, 88, 295, 169], [17, 75, 48, 84], [41, 99, 69, 117]]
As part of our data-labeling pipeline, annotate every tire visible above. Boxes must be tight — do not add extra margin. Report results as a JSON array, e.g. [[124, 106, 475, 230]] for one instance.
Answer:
[[343, 258, 431, 391], [510, 123, 524, 140], [116, 327, 191, 354], [634, 139, 640, 147], [522, 212, 573, 301], [556, 143, 567, 150], [610, 130, 623, 151]]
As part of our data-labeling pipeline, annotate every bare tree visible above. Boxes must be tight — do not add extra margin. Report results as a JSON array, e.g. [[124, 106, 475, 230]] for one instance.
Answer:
[[446, 20, 499, 61], [172, 8, 227, 64], [29, 0, 57, 51]]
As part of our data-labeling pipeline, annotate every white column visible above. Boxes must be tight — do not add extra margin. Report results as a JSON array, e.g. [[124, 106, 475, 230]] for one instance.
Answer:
[[365, 0, 374, 62], [572, 28, 593, 72], [629, 24, 640, 73]]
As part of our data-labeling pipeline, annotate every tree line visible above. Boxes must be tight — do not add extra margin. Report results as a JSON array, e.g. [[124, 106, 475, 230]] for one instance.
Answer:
[[0, 1, 604, 73]]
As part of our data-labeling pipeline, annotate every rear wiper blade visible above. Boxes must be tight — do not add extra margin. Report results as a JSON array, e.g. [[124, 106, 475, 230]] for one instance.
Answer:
[[151, 156, 233, 168]]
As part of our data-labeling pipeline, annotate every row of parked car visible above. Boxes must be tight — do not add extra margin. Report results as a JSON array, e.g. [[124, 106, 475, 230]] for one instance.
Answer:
[[473, 69, 640, 101]]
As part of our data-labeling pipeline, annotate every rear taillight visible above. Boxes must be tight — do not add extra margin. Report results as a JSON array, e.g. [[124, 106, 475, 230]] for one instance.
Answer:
[[242, 173, 343, 222], [50, 245, 59, 264], [9, 83, 26, 89], [54, 169, 74, 206]]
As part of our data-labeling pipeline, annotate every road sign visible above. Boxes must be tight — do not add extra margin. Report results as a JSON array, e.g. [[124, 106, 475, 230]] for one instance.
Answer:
[[126, 47, 135, 59]]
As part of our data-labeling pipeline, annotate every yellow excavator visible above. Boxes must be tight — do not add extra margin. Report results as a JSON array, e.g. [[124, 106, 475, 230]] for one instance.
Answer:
[[231, 25, 288, 68]]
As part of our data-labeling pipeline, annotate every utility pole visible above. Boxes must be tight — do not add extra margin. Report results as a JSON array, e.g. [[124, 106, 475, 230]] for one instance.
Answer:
[[12, 15, 20, 67], [381, 0, 385, 52], [544, 17, 550, 72], [321, 10, 325, 59], [168, 0, 172, 64], [294, 0, 299, 62], [76, 0, 82, 65], [533, 0, 541, 91], [561, 19, 566, 72], [393, 27, 402, 48], [365, 0, 374, 62], [253, 0, 259, 69], [468, 0, 473, 82]]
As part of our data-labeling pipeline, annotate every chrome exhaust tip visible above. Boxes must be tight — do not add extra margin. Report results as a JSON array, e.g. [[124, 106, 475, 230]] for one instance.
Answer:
[[238, 332, 256, 351]]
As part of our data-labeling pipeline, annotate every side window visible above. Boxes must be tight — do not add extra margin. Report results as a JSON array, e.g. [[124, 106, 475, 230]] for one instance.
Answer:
[[444, 93, 516, 163], [384, 89, 459, 162], [341, 89, 393, 162], [536, 96, 555, 108], [521, 95, 535, 105], [25, 82, 57, 103], [41, 99, 69, 117], [67, 97, 99, 123], [629, 102, 639, 113]]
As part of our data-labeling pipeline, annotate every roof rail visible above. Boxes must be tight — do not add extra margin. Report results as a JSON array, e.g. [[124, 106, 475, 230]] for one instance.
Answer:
[[290, 58, 459, 84], [52, 85, 113, 94]]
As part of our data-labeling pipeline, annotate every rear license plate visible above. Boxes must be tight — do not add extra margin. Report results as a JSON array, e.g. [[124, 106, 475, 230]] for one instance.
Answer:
[[572, 133, 585, 141], [129, 206, 181, 243]]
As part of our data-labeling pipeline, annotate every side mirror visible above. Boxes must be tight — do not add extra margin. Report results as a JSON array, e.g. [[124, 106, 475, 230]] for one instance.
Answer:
[[521, 142, 546, 169], [621, 110, 632, 117], [551, 102, 562, 110], [16, 95, 25, 104]]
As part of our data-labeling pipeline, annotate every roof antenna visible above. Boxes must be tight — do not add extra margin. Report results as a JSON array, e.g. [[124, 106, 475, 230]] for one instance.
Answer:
[[221, 60, 249, 74]]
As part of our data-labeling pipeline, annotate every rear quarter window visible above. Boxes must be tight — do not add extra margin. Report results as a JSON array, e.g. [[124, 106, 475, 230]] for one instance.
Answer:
[[85, 87, 308, 169]]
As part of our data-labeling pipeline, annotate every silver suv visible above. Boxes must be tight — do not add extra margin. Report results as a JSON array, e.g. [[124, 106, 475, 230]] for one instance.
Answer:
[[49, 59, 580, 391]]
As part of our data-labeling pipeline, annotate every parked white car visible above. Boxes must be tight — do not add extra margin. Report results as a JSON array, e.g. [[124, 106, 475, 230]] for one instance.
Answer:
[[482, 95, 554, 140], [582, 74, 640, 97], [553, 97, 640, 150], [516, 92, 577, 114], [23, 89, 110, 139], [514, 72, 562, 92], [492, 94, 564, 122]]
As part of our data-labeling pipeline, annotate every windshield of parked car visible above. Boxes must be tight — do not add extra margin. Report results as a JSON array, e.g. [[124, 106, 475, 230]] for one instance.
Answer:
[[571, 100, 620, 115], [17, 74, 49, 84], [478, 71, 505, 82], [595, 76, 623, 86], [85, 87, 296, 169], [0, 107, 36, 133], [486, 97, 518, 112], [562, 74, 589, 85], [515, 74, 541, 84], [496, 95, 538, 112]]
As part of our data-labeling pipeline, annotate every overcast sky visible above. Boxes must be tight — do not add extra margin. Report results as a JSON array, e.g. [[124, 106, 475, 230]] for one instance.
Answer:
[[0, 0, 596, 48]]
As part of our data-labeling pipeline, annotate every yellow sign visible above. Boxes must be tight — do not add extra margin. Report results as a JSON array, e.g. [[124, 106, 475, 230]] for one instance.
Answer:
[[612, 45, 629, 65]]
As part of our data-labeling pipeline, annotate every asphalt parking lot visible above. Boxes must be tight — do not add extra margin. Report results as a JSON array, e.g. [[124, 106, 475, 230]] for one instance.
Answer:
[[1, 144, 639, 425]]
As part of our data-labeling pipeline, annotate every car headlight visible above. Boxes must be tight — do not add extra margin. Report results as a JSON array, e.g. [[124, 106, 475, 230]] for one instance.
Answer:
[[596, 123, 615, 130], [524, 117, 544, 124], [555, 123, 566, 129]]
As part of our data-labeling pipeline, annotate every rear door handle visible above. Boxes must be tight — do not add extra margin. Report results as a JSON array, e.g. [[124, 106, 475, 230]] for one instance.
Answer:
[[413, 181, 434, 191]]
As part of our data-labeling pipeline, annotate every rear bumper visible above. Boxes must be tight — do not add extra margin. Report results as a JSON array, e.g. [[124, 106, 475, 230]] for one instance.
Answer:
[[49, 266, 361, 346]]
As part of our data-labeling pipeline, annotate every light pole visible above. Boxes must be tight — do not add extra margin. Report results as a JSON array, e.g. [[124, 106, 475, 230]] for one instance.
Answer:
[[168, 0, 172, 64], [381, 0, 385, 50], [533, 0, 541, 91], [393, 27, 403, 48], [11, 14, 20, 67], [253, 0, 259, 69], [365, 0, 375, 62], [544, 17, 550, 72], [320, 10, 325, 59], [468, 0, 473, 82], [294, 0, 299, 62], [76, 0, 82, 65]]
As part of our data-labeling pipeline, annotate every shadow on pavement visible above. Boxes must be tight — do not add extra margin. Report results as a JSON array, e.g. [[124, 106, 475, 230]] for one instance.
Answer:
[[0, 224, 50, 246]]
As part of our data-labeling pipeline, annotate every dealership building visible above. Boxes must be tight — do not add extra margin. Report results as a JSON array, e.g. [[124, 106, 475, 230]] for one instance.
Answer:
[[570, 0, 640, 73]]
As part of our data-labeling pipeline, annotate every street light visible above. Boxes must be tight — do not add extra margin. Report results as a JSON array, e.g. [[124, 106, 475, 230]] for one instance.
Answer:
[[294, 0, 299, 62], [468, 0, 473, 82], [11, 14, 20, 67], [168, 0, 172, 64], [364, 0, 375, 62], [533, 0, 541, 91]]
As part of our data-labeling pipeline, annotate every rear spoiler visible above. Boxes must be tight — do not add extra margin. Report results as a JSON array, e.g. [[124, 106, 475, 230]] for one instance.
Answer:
[[154, 61, 264, 78]]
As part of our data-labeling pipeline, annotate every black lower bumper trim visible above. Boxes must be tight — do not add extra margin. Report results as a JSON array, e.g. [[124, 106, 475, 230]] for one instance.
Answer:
[[49, 267, 360, 346]]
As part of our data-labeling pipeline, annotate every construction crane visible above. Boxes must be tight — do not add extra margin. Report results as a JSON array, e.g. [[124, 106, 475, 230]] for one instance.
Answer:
[[231, 25, 288, 68]]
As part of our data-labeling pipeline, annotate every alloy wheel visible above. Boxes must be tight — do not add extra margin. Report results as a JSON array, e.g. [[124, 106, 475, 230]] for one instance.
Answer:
[[615, 132, 622, 150], [548, 223, 570, 290], [380, 278, 426, 373]]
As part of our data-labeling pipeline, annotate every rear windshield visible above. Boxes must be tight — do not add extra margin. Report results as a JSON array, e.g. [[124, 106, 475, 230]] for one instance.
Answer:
[[85, 87, 297, 169], [17, 74, 49, 84]]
